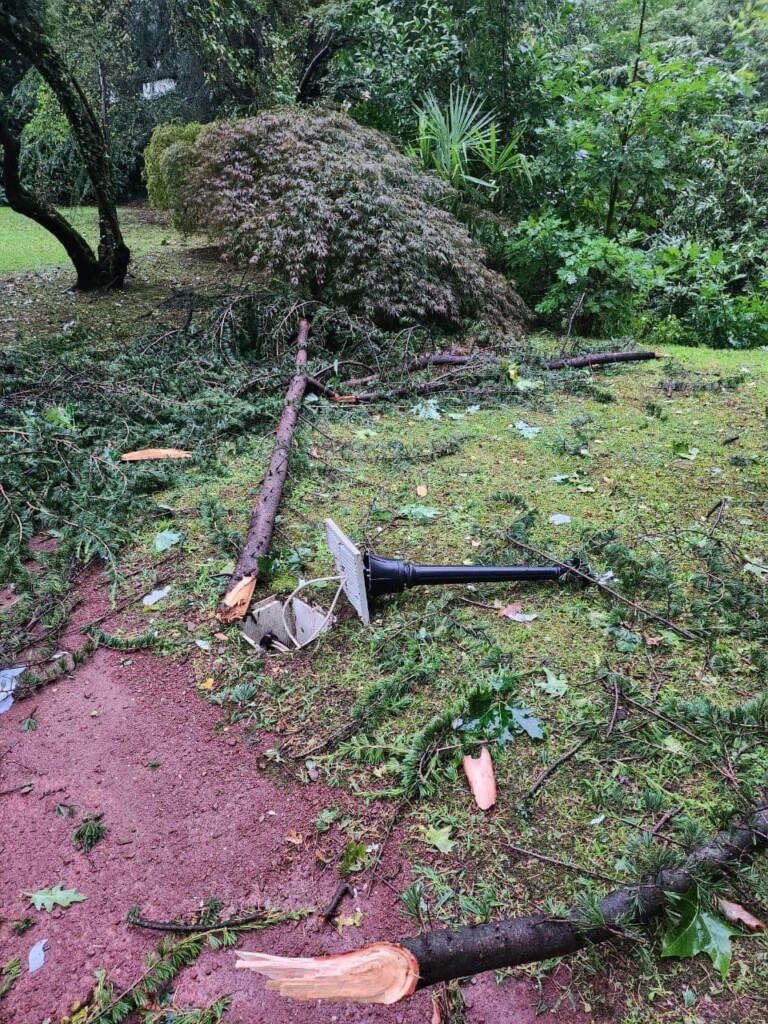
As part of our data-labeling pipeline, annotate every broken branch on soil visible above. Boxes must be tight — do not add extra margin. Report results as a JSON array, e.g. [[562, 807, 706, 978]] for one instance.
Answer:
[[217, 318, 310, 623], [236, 804, 768, 1003]]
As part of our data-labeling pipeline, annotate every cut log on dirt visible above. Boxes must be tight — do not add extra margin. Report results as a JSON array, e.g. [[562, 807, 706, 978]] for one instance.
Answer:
[[236, 804, 768, 1003], [216, 319, 310, 624], [543, 350, 661, 370]]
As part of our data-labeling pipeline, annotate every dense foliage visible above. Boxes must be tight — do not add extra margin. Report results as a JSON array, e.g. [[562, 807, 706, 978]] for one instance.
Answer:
[[183, 110, 527, 331], [4, 0, 768, 344]]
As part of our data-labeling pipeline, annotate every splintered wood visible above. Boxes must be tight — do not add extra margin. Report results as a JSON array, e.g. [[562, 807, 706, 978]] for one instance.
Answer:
[[235, 942, 419, 1004], [462, 746, 497, 810], [120, 448, 192, 461]]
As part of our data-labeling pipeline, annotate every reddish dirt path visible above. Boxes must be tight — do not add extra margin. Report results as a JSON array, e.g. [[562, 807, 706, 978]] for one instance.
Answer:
[[1, 617, 585, 1023]]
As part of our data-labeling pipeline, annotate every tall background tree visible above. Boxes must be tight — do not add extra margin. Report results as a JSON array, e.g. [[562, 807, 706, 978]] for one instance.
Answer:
[[0, 0, 130, 288]]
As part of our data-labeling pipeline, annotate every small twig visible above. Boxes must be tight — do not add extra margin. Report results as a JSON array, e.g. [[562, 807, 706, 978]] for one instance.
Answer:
[[502, 536, 699, 641], [607, 678, 621, 736], [128, 910, 286, 934], [501, 841, 621, 885], [321, 882, 351, 924], [650, 807, 681, 835], [524, 739, 588, 802]]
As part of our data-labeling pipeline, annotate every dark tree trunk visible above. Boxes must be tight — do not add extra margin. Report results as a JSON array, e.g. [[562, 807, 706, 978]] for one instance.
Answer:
[[0, 114, 101, 289], [217, 320, 311, 623], [0, 3, 130, 289]]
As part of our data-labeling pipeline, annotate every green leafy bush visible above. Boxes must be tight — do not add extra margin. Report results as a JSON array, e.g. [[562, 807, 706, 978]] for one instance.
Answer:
[[185, 109, 527, 331], [144, 121, 204, 228], [503, 214, 656, 336]]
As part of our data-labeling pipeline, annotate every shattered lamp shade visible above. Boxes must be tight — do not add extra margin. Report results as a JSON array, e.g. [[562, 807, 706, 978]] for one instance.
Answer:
[[325, 519, 370, 625]]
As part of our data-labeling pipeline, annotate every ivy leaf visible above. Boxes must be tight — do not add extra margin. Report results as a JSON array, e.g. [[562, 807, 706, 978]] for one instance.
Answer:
[[662, 885, 745, 980], [512, 420, 540, 439], [27, 883, 86, 912], [421, 825, 455, 854], [455, 683, 544, 746]]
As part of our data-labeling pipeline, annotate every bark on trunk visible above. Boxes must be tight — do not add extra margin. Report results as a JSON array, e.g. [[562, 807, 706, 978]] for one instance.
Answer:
[[543, 350, 660, 370], [217, 320, 311, 624], [0, 114, 102, 289], [0, 4, 130, 288], [237, 805, 768, 1002]]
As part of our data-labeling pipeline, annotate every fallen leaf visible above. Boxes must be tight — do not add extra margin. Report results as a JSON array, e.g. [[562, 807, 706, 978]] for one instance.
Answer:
[[512, 420, 541, 439], [214, 632, 228, 642], [537, 667, 568, 697], [497, 603, 522, 618], [285, 829, 304, 846], [421, 825, 455, 854], [662, 884, 745, 979], [27, 883, 86, 912], [431, 998, 443, 1024], [643, 633, 663, 646], [718, 899, 766, 932], [121, 448, 192, 462], [416, 484, 428, 497], [154, 529, 183, 552], [201, 677, 215, 690]]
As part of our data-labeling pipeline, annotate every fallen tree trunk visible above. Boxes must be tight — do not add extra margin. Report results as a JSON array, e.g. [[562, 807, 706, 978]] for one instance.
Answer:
[[319, 349, 662, 405], [236, 804, 768, 1004], [543, 350, 661, 370], [216, 319, 310, 623]]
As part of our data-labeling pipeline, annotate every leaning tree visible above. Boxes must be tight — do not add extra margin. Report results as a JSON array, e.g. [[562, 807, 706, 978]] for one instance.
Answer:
[[0, 0, 130, 289]]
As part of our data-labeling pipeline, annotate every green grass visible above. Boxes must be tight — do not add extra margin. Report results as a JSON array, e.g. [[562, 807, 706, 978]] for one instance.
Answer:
[[0, 205, 178, 275]]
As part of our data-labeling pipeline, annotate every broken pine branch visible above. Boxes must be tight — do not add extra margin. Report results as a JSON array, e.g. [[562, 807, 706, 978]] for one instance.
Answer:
[[236, 804, 768, 1003], [216, 319, 310, 623], [324, 349, 663, 404]]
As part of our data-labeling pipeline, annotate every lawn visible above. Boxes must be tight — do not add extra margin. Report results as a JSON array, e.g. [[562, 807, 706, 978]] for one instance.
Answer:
[[0, 205, 179, 276]]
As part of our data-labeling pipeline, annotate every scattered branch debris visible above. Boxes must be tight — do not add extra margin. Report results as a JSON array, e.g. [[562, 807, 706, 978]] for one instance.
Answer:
[[217, 319, 311, 623], [542, 351, 661, 370], [236, 805, 768, 1003]]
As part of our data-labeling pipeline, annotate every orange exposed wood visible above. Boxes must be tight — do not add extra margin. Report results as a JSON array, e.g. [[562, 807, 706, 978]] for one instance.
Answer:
[[235, 941, 419, 1004]]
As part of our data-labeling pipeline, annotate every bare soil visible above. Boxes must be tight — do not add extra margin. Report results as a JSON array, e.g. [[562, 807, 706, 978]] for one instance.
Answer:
[[0, 579, 586, 1024]]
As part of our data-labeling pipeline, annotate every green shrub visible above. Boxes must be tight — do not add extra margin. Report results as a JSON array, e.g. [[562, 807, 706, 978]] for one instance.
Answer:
[[144, 121, 204, 227], [503, 214, 656, 337], [184, 109, 527, 332]]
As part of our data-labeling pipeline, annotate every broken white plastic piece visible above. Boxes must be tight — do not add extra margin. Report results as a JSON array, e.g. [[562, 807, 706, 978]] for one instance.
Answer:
[[242, 594, 335, 651], [325, 518, 370, 624]]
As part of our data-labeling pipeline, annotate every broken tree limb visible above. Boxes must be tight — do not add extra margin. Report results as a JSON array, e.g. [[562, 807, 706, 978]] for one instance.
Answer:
[[216, 319, 310, 624], [543, 350, 661, 370], [327, 349, 662, 405], [236, 805, 768, 1002]]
